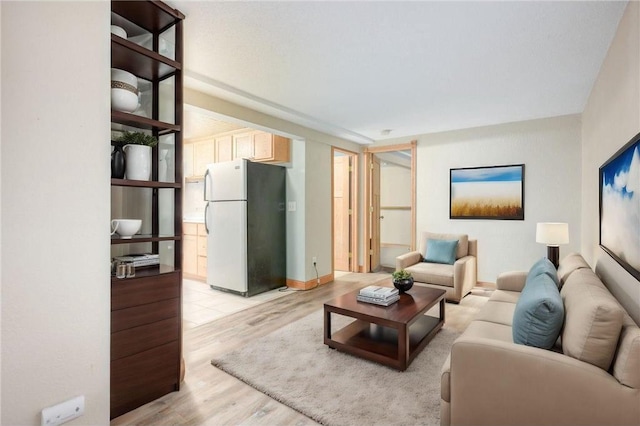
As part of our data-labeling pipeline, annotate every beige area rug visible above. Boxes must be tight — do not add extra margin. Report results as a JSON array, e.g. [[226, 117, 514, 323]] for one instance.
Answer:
[[211, 309, 459, 426]]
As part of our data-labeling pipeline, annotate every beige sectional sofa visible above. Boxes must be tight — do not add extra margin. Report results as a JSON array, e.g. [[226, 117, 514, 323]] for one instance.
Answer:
[[441, 253, 640, 426]]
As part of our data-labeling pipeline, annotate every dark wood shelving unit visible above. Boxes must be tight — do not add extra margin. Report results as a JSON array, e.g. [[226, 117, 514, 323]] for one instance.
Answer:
[[110, 0, 184, 420]]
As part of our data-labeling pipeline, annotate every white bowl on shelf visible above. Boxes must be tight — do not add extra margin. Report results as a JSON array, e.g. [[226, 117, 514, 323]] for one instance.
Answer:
[[110, 25, 127, 39], [110, 219, 142, 239], [111, 87, 139, 112], [111, 68, 138, 88]]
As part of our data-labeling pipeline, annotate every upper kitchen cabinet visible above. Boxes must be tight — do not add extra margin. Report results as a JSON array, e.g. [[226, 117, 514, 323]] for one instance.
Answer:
[[193, 139, 215, 176], [215, 135, 233, 163], [184, 130, 290, 178], [253, 132, 290, 163], [233, 132, 254, 159]]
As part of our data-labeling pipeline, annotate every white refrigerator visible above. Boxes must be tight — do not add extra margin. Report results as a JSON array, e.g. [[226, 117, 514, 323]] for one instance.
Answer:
[[204, 158, 286, 296]]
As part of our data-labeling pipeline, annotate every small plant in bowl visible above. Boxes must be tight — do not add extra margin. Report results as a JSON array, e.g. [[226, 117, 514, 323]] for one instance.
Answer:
[[113, 131, 158, 148], [392, 269, 414, 293]]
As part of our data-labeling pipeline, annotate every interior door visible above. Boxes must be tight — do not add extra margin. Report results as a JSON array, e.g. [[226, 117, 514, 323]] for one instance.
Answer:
[[370, 155, 381, 271], [333, 155, 351, 271]]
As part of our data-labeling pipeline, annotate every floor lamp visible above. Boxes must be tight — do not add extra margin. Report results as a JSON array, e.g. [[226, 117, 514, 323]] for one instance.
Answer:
[[536, 223, 569, 268]]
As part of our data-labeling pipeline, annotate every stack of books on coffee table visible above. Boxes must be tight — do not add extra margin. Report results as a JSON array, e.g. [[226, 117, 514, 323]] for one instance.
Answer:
[[357, 286, 400, 306]]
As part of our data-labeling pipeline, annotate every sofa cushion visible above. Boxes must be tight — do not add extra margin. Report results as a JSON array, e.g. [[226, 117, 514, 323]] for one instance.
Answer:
[[561, 268, 623, 371], [557, 252, 590, 287], [512, 273, 564, 349], [420, 232, 468, 259], [489, 289, 521, 304], [461, 319, 514, 343], [474, 300, 517, 326], [612, 315, 640, 389], [424, 239, 458, 265], [405, 262, 453, 287], [526, 257, 560, 288]]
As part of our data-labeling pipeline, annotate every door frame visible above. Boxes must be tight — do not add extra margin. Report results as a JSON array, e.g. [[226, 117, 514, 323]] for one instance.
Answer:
[[363, 141, 417, 272], [331, 147, 359, 273]]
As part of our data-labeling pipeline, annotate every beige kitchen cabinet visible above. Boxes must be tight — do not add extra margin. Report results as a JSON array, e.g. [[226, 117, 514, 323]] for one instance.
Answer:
[[183, 223, 199, 279], [193, 139, 215, 176], [183, 222, 207, 281], [253, 131, 290, 163], [215, 135, 233, 163], [197, 224, 207, 278], [234, 132, 254, 159]]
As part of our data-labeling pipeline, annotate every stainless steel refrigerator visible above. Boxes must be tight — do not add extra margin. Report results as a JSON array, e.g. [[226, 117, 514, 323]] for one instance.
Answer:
[[204, 158, 286, 297]]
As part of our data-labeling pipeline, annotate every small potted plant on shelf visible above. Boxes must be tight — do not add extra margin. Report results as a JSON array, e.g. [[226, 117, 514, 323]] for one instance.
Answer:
[[113, 131, 158, 181], [392, 269, 414, 293]]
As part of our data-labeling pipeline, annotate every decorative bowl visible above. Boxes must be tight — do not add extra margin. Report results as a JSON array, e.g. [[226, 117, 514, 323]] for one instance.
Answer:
[[393, 278, 414, 293], [110, 219, 142, 239], [111, 87, 139, 112], [110, 25, 127, 39], [111, 68, 138, 89]]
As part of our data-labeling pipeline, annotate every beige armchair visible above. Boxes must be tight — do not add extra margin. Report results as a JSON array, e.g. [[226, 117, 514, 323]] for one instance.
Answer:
[[396, 232, 477, 303]]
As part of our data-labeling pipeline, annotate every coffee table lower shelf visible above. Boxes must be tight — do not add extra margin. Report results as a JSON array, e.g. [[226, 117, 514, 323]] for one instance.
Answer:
[[326, 314, 443, 370]]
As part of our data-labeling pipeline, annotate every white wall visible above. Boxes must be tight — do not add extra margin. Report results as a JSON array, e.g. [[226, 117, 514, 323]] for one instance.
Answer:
[[286, 139, 307, 281], [376, 114, 582, 282], [582, 1, 640, 324], [305, 140, 333, 280], [1, 2, 111, 424]]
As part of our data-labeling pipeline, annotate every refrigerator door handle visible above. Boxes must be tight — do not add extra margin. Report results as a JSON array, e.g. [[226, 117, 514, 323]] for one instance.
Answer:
[[204, 202, 210, 235], [203, 168, 210, 201]]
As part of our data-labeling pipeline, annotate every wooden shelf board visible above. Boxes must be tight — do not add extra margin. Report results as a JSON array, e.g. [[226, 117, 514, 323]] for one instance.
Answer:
[[111, 178, 181, 188], [111, 36, 181, 81], [112, 1, 184, 33], [111, 111, 180, 133], [111, 235, 182, 245]]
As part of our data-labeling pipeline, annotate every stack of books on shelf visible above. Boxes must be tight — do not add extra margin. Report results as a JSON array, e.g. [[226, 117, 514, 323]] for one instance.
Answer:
[[357, 286, 400, 306], [113, 253, 160, 268]]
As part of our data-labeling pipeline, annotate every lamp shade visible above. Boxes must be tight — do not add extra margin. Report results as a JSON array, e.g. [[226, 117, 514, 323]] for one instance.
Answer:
[[536, 223, 569, 246]]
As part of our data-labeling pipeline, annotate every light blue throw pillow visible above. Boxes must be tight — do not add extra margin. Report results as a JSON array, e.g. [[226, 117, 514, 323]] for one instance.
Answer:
[[526, 257, 560, 288], [513, 272, 564, 349], [424, 239, 459, 265]]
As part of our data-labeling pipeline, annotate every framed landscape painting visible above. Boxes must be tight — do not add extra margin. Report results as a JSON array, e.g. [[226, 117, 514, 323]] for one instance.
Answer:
[[450, 164, 525, 220], [599, 132, 640, 281]]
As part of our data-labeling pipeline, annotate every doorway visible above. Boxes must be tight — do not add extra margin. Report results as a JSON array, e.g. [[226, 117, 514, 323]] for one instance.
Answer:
[[364, 141, 416, 272], [332, 148, 358, 273]]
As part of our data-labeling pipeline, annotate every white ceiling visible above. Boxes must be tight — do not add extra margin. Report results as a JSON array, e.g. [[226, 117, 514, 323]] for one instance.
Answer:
[[176, 1, 627, 144]]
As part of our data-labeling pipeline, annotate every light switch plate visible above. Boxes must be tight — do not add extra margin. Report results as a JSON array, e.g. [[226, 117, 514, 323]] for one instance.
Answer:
[[41, 396, 84, 426]]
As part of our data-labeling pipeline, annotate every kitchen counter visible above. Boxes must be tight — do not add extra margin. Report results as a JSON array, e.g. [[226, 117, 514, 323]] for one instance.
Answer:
[[183, 215, 205, 224]]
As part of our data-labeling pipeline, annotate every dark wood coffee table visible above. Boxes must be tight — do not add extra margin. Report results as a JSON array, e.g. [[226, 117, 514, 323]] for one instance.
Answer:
[[324, 284, 446, 371]]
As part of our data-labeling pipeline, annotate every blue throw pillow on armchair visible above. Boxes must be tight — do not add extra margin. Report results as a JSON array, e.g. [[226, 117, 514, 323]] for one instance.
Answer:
[[424, 239, 458, 265]]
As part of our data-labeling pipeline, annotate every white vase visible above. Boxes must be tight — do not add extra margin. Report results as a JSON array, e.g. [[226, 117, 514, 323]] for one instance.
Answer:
[[124, 144, 151, 181]]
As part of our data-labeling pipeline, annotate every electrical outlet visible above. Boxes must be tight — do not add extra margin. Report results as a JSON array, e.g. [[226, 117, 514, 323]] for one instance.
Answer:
[[312, 256, 317, 265], [41, 396, 84, 426]]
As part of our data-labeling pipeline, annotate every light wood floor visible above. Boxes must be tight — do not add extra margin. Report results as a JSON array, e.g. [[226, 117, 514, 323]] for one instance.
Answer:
[[111, 274, 491, 425]]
